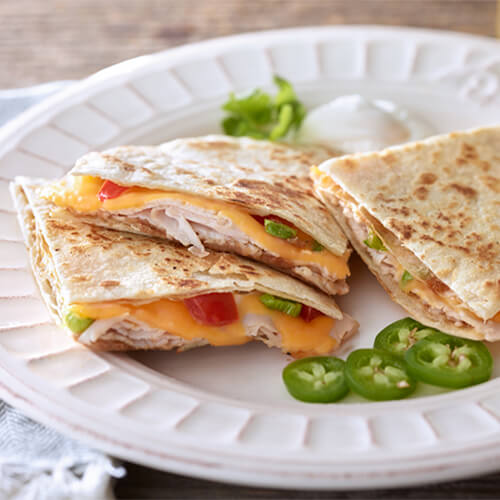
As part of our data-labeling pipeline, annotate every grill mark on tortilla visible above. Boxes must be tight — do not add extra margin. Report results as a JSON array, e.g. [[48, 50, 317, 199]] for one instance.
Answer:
[[70, 275, 91, 282], [413, 186, 428, 200], [388, 219, 414, 240], [479, 175, 500, 193], [418, 173, 437, 185], [232, 178, 310, 202], [437, 212, 452, 223], [388, 205, 411, 216], [447, 183, 477, 198], [426, 277, 450, 294], [480, 161, 490, 172], [461, 142, 478, 160], [380, 152, 398, 165], [100, 154, 159, 178], [49, 221, 77, 232], [478, 242, 496, 261], [100, 280, 120, 288]]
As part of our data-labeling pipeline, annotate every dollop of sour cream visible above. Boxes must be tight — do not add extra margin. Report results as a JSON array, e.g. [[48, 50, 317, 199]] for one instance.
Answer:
[[297, 95, 435, 153]]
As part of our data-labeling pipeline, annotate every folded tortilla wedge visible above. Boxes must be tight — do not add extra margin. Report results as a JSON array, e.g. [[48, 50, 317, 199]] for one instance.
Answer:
[[312, 126, 500, 341], [39, 135, 350, 296], [12, 177, 357, 355]]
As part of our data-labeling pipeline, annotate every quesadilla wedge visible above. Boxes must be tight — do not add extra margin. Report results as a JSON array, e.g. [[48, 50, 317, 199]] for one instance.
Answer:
[[12, 177, 358, 355], [39, 135, 350, 296], [312, 126, 500, 341]]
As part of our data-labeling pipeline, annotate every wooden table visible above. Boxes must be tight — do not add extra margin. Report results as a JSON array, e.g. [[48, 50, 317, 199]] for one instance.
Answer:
[[0, 0, 498, 88], [2, 1, 500, 498]]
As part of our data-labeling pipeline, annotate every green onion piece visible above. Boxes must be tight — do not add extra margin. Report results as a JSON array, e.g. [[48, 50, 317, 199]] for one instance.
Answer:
[[264, 219, 297, 239], [260, 294, 302, 317], [363, 231, 386, 251], [400, 270, 413, 288], [64, 311, 94, 334], [312, 240, 324, 252]]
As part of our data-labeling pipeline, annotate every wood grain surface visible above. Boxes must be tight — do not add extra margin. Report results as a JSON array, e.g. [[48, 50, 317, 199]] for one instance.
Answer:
[[0, 0, 497, 88], [113, 463, 500, 499], [2, 0, 500, 498]]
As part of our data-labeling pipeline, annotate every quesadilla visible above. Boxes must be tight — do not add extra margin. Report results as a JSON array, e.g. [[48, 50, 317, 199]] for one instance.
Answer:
[[12, 177, 358, 355], [312, 126, 500, 341], [38, 135, 350, 295]]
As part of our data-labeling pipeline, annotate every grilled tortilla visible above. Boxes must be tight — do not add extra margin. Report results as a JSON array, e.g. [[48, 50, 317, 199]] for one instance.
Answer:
[[313, 126, 500, 341], [12, 177, 357, 355], [39, 135, 350, 295]]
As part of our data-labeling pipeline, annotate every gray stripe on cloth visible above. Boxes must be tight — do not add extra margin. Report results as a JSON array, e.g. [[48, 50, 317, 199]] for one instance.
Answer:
[[0, 81, 125, 500]]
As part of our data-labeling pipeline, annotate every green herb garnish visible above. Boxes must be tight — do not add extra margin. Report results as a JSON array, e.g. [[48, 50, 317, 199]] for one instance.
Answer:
[[260, 294, 302, 317], [312, 240, 324, 252], [400, 270, 414, 288], [363, 231, 386, 251], [221, 75, 306, 141], [64, 311, 94, 334], [264, 219, 297, 239]]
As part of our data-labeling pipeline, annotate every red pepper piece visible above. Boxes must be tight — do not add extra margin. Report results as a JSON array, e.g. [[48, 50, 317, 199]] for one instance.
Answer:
[[184, 293, 239, 326], [97, 180, 129, 201], [300, 305, 324, 323]]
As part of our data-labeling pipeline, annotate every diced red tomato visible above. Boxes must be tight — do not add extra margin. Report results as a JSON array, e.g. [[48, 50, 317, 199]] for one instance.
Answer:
[[251, 214, 292, 226], [97, 180, 129, 201], [300, 305, 324, 323], [184, 293, 239, 326]]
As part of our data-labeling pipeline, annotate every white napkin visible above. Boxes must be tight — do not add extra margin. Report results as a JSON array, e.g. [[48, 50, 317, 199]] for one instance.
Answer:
[[0, 82, 125, 500]]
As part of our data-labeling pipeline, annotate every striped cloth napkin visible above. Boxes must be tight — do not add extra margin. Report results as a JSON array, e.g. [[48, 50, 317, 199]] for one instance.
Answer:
[[0, 81, 125, 500]]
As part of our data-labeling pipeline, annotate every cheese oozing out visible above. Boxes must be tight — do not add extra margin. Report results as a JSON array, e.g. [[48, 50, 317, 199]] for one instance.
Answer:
[[397, 265, 500, 324], [41, 176, 349, 279], [312, 167, 500, 326], [70, 292, 339, 355]]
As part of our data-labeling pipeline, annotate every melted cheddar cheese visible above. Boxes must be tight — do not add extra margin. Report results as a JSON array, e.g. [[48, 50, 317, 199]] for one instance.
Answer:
[[402, 277, 456, 311], [398, 261, 500, 324], [70, 293, 338, 354], [312, 166, 500, 325], [42, 176, 349, 278]]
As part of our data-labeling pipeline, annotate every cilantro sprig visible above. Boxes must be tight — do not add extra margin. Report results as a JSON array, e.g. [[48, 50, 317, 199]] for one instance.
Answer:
[[221, 76, 306, 141]]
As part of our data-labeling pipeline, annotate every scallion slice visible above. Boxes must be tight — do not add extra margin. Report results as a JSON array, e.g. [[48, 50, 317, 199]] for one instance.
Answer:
[[264, 219, 297, 239], [260, 294, 302, 317]]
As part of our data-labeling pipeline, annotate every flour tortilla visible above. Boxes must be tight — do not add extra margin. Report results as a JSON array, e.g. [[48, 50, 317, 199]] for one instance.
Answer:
[[12, 177, 352, 352], [317, 187, 485, 340], [70, 135, 348, 256], [314, 126, 500, 334]]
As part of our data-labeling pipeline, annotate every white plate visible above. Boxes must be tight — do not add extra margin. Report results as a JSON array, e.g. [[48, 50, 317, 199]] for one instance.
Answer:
[[1, 26, 500, 490]]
